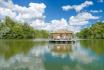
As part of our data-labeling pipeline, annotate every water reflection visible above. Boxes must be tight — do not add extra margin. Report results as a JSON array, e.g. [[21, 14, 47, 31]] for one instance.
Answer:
[[0, 40, 47, 59], [70, 42, 96, 64], [46, 42, 96, 64], [0, 40, 104, 70], [48, 44, 72, 58], [79, 39, 104, 55], [0, 40, 47, 70], [44, 41, 104, 70]]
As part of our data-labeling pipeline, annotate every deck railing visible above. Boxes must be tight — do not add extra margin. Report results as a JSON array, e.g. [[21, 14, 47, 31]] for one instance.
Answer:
[[49, 38, 75, 41]]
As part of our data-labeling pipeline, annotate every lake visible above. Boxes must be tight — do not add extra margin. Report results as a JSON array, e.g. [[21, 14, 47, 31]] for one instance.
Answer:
[[0, 39, 104, 70]]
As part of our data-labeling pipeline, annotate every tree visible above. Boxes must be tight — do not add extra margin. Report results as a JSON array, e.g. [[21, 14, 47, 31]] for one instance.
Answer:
[[0, 16, 49, 39], [77, 22, 104, 39]]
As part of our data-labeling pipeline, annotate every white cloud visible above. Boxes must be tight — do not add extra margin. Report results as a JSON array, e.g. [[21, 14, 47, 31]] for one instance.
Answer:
[[40, 18, 80, 33], [14, 3, 46, 23], [0, 0, 46, 25], [0, 0, 75, 33], [43, 18, 68, 31], [0, 0, 48, 32], [0, 0, 16, 19], [51, 18, 67, 25], [0, 0, 100, 33], [30, 19, 45, 29], [69, 12, 99, 25], [0, 7, 16, 19], [62, 5, 73, 11], [90, 10, 103, 13], [62, 1, 93, 12]]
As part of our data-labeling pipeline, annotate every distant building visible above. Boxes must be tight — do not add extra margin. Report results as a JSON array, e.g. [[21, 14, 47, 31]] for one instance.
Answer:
[[49, 29, 74, 40]]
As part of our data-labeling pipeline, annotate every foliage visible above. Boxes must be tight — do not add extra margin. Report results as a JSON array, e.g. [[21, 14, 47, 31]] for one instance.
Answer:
[[0, 16, 49, 39], [77, 22, 104, 39]]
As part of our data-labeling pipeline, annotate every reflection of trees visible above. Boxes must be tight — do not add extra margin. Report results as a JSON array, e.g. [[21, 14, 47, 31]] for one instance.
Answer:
[[0, 40, 47, 59], [80, 40, 104, 55]]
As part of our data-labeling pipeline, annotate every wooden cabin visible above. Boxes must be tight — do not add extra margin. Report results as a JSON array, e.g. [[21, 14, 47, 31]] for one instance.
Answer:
[[49, 29, 74, 43]]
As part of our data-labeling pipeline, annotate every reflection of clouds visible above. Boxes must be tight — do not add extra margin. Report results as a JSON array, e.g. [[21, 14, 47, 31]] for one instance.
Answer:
[[10, 54, 30, 63], [47, 43, 97, 63], [0, 55, 45, 70], [0, 42, 100, 69], [47, 43, 97, 64], [70, 42, 96, 64], [0, 54, 25, 68], [70, 51, 95, 64], [29, 45, 50, 57], [0, 45, 48, 70]]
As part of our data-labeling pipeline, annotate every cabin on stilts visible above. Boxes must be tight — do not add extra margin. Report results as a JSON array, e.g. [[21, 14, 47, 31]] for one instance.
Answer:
[[49, 29, 75, 43]]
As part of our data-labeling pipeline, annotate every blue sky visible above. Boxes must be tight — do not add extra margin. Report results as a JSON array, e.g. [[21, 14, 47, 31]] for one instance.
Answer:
[[12, 0, 104, 21], [0, 0, 104, 32]]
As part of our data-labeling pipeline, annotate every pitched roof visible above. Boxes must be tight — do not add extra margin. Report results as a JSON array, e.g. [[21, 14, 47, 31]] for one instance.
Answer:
[[51, 29, 73, 34]]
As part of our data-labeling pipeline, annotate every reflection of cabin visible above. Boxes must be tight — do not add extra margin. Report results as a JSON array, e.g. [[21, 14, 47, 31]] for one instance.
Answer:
[[49, 44, 72, 57], [49, 29, 74, 43], [51, 44, 72, 53]]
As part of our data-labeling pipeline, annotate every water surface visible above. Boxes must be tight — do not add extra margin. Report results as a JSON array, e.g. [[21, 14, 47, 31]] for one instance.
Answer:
[[0, 39, 104, 70]]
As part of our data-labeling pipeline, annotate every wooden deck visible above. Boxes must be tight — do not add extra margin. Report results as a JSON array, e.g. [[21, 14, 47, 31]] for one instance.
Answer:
[[49, 39, 75, 43], [33, 39, 76, 43]]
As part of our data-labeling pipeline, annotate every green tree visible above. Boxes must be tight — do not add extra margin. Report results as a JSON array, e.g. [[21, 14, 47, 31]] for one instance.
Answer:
[[77, 22, 104, 39], [0, 16, 49, 39]]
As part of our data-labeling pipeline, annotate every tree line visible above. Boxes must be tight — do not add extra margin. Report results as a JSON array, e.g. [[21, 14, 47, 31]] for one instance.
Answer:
[[0, 16, 49, 39], [76, 22, 104, 39]]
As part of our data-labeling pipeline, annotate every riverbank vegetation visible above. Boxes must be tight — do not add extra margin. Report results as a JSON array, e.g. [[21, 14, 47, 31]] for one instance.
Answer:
[[77, 22, 104, 39], [0, 17, 49, 39]]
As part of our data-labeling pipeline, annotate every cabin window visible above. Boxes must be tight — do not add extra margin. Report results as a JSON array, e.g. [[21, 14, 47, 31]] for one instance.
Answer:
[[57, 35, 60, 40]]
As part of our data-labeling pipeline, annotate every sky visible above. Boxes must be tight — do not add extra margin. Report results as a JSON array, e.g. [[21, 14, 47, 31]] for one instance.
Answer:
[[0, 0, 104, 32]]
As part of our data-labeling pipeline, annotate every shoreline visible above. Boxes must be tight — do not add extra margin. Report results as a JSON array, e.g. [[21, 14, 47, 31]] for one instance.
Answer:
[[0, 39, 104, 41]]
